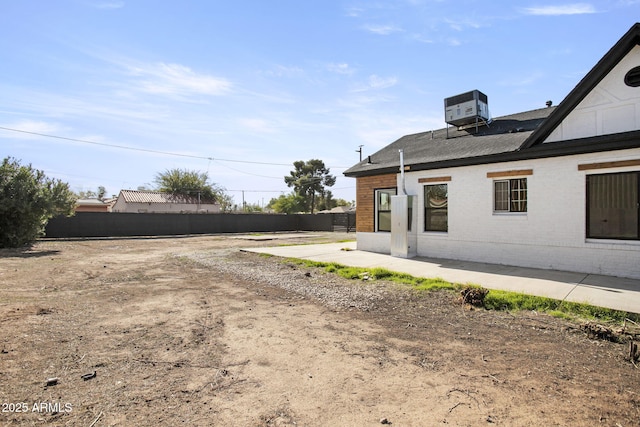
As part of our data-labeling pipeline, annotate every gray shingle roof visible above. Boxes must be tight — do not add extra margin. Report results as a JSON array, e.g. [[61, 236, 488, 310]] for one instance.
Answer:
[[344, 107, 554, 177]]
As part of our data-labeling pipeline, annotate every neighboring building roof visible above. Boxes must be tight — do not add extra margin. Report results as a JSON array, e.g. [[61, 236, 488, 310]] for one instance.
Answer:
[[76, 198, 110, 206], [117, 189, 215, 205], [75, 198, 114, 212], [344, 22, 640, 178], [317, 205, 356, 214]]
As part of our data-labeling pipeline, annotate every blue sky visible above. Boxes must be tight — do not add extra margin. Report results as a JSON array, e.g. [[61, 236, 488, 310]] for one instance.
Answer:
[[1, 1, 638, 207]]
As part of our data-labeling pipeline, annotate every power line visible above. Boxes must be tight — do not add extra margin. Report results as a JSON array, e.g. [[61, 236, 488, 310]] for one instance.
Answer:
[[0, 126, 299, 167]]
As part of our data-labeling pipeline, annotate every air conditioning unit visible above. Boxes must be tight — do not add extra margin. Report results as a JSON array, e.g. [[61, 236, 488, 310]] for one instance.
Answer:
[[444, 90, 489, 127]]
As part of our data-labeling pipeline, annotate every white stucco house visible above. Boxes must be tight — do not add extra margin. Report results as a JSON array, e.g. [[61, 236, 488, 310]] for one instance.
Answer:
[[344, 23, 640, 280], [75, 198, 115, 212], [112, 189, 221, 213]]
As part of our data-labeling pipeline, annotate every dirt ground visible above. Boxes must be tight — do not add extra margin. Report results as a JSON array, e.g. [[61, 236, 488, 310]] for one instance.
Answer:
[[0, 233, 638, 426]]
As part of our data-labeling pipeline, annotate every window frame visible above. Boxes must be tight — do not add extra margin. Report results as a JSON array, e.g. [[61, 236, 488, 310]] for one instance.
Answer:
[[624, 66, 640, 87], [424, 183, 448, 232], [375, 187, 396, 232], [586, 171, 640, 240], [493, 178, 528, 213]]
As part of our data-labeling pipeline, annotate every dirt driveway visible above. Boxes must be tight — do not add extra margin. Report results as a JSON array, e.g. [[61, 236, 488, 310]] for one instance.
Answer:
[[0, 233, 638, 426]]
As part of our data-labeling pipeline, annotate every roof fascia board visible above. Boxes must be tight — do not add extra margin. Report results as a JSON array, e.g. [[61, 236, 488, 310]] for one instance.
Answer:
[[520, 23, 640, 149]]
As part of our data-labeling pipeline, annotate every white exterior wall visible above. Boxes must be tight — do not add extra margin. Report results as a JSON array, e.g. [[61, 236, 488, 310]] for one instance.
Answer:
[[358, 148, 640, 279], [414, 149, 640, 279], [357, 231, 392, 254]]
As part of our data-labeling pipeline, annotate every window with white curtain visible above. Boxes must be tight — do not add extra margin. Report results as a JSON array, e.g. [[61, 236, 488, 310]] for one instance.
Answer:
[[494, 178, 527, 213], [424, 184, 448, 232]]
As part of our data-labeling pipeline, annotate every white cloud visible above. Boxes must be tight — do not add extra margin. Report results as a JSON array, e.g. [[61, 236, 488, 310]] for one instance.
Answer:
[[345, 6, 364, 17], [349, 111, 444, 150], [411, 33, 434, 44], [0, 120, 64, 139], [128, 62, 232, 97], [351, 74, 398, 92], [368, 75, 397, 89], [444, 17, 484, 31], [523, 3, 596, 15], [263, 64, 305, 78], [327, 63, 355, 75], [362, 24, 403, 35]]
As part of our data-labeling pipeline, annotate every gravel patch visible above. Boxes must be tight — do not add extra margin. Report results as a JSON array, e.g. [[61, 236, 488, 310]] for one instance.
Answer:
[[182, 249, 392, 311]]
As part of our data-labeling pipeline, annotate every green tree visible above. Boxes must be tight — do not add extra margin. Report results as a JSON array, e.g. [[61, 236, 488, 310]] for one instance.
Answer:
[[0, 157, 76, 247], [334, 198, 352, 207], [77, 189, 96, 199], [154, 168, 225, 203], [284, 159, 336, 214], [244, 203, 263, 213], [317, 190, 343, 212], [216, 193, 235, 213], [267, 193, 306, 214], [76, 185, 107, 200]]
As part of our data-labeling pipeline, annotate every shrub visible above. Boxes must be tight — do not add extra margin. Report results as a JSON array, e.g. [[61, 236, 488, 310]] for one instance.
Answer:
[[0, 157, 76, 247]]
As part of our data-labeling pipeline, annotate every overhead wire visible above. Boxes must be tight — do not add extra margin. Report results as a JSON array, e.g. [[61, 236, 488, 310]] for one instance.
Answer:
[[1, 125, 356, 198], [0, 126, 352, 168]]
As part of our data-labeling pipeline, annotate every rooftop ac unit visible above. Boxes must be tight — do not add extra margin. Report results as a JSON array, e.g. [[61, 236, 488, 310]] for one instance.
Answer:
[[444, 90, 489, 127]]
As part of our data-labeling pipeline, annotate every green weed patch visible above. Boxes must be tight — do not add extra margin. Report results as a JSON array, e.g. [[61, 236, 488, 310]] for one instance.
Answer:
[[282, 257, 640, 325], [285, 258, 459, 290], [484, 289, 637, 323]]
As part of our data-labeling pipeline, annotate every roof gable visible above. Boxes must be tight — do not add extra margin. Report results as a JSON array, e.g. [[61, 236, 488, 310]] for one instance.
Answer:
[[521, 23, 640, 148]]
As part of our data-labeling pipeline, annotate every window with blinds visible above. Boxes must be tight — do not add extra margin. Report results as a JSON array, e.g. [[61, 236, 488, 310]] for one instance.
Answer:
[[375, 188, 396, 232], [587, 172, 639, 239]]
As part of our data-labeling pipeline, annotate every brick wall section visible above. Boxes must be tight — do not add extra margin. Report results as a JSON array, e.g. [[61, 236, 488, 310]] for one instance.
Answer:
[[356, 173, 398, 232]]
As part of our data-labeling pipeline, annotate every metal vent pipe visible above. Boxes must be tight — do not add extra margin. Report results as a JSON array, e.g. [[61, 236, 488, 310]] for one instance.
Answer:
[[399, 149, 407, 195]]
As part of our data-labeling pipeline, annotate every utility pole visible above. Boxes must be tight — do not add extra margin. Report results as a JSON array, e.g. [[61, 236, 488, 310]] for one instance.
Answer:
[[356, 145, 364, 162]]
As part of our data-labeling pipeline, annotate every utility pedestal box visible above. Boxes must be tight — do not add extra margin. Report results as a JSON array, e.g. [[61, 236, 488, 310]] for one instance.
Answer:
[[390, 195, 417, 258]]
